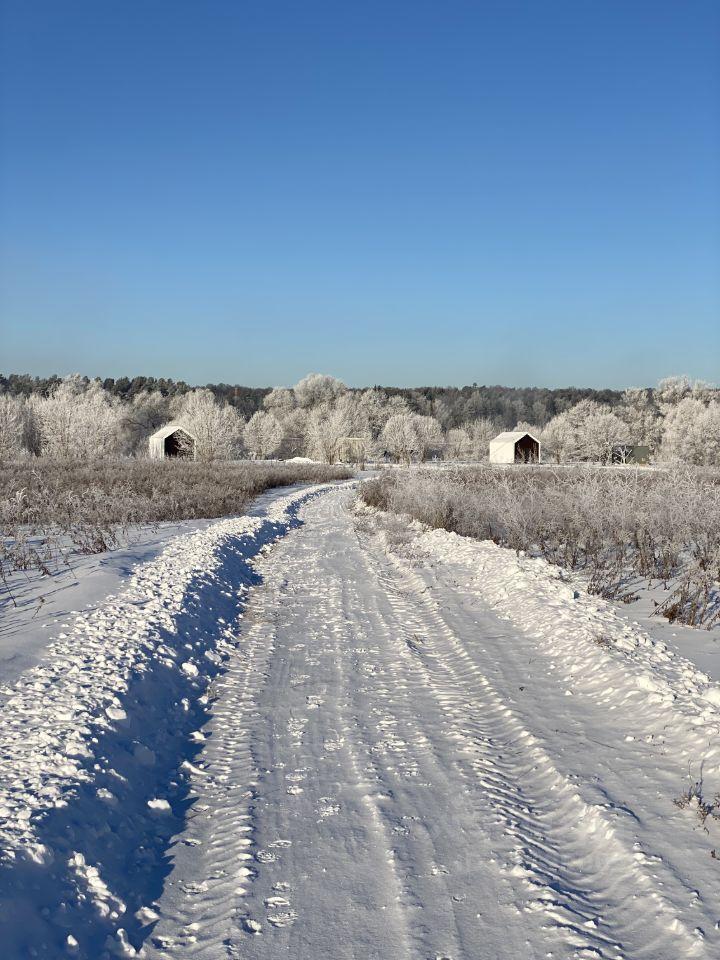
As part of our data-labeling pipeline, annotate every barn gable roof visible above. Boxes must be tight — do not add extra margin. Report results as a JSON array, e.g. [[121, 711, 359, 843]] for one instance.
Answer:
[[149, 422, 197, 442], [490, 431, 540, 445]]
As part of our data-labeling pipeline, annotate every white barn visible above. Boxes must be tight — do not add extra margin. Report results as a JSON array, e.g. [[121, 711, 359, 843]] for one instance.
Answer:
[[489, 431, 540, 464], [148, 422, 197, 460]]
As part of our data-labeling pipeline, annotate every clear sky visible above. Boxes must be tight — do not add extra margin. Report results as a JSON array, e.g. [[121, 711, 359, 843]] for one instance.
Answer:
[[1, 1, 718, 389]]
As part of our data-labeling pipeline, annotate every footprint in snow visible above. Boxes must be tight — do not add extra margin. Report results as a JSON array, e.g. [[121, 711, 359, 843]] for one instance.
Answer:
[[267, 910, 298, 927], [285, 770, 306, 782], [264, 896, 290, 908]]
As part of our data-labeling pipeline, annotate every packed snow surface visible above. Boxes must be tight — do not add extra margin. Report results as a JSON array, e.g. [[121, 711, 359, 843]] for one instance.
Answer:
[[2, 483, 720, 959]]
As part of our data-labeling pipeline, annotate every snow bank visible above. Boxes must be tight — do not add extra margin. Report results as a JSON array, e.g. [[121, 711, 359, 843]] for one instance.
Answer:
[[0, 484, 333, 959], [401, 524, 720, 779]]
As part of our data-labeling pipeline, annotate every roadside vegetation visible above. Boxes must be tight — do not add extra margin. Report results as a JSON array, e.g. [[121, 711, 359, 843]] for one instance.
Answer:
[[0, 460, 351, 589], [360, 464, 720, 628]]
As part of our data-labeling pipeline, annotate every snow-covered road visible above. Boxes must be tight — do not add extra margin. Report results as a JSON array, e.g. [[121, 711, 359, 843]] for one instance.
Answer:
[[3, 482, 720, 959], [150, 486, 720, 960]]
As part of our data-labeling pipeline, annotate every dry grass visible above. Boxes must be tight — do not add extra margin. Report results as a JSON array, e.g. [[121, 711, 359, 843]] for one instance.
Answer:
[[360, 464, 720, 627], [1, 459, 352, 587]]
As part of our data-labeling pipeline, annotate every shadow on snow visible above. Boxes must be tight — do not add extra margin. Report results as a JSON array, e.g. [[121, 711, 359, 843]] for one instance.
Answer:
[[0, 501, 309, 959]]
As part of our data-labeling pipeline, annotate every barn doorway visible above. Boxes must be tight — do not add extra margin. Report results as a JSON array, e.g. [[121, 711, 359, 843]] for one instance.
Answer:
[[164, 429, 195, 459], [514, 434, 539, 463]]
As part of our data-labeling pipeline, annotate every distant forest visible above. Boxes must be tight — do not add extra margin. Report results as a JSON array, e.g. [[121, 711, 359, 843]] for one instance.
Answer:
[[0, 373, 623, 430]]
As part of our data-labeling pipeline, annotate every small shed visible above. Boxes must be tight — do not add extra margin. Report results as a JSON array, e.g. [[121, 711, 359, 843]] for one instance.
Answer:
[[489, 431, 540, 464], [612, 444, 651, 465], [149, 422, 197, 460]]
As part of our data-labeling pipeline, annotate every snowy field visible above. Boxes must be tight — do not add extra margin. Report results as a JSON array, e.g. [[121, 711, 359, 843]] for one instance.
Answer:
[[2, 481, 720, 958]]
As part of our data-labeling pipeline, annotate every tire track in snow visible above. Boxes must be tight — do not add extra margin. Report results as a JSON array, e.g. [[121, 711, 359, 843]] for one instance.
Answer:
[[365, 525, 711, 960], [148, 594, 281, 957], [350, 532, 625, 960]]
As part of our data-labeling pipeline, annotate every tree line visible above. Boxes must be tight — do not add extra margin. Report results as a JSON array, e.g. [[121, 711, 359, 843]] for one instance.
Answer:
[[0, 373, 622, 427], [0, 372, 717, 465]]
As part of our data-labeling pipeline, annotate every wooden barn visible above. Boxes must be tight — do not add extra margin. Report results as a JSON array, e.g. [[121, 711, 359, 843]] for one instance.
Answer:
[[148, 422, 197, 460], [489, 431, 540, 464]]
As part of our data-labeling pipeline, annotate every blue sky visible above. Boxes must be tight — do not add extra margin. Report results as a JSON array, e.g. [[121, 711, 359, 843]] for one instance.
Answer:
[[1, 1, 718, 388]]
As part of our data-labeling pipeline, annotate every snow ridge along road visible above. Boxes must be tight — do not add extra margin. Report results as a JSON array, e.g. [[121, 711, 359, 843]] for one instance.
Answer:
[[0, 483, 337, 959], [3, 483, 720, 959]]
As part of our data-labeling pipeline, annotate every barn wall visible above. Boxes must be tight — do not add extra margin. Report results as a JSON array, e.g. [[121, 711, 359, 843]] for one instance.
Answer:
[[489, 442, 515, 464], [148, 436, 165, 460]]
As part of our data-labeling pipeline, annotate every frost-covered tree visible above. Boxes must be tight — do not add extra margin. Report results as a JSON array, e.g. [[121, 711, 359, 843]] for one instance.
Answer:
[[619, 387, 662, 449], [177, 388, 243, 461], [120, 390, 173, 455], [465, 418, 497, 461], [0, 394, 27, 460], [661, 398, 720, 465], [278, 407, 308, 458], [655, 375, 693, 409], [305, 401, 354, 463], [356, 389, 391, 439], [413, 416, 444, 461], [385, 395, 411, 418], [430, 398, 454, 430], [445, 427, 470, 461], [31, 375, 122, 460], [263, 387, 296, 417], [581, 408, 628, 464], [293, 373, 347, 409], [653, 375, 718, 410], [540, 413, 576, 464], [380, 414, 420, 464], [243, 410, 283, 459], [544, 399, 627, 463]]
